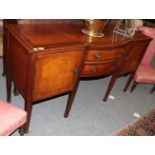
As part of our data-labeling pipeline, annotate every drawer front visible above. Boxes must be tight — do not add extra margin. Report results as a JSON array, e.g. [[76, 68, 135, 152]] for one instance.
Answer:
[[86, 49, 122, 61], [33, 50, 83, 101], [81, 61, 120, 77]]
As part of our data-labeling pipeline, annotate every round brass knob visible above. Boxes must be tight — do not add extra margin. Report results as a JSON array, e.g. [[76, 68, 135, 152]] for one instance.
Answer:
[[91, 67, 97, 72], [95, 53, 101, 59], [73, 68, 79, 74]]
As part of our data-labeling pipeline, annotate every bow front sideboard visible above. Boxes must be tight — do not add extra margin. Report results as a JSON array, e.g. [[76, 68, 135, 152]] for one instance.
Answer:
[[4, 20, 151, 134]]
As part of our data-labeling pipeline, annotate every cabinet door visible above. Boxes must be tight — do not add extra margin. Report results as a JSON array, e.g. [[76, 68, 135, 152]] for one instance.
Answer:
[[33, 50, 83, 101], [118, 40, 150, 75]]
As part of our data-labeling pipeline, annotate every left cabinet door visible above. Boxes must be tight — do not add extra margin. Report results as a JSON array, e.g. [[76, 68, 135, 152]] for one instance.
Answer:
[[33, 50, 84, 101]]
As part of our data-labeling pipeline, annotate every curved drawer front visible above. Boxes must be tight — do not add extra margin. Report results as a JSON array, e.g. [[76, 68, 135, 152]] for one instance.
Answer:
[[81, 61, 120, 77], [86, 49, 122, 61]]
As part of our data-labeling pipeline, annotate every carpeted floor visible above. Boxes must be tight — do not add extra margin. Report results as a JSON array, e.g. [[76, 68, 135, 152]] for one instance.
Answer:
[[110, 108, 155, 136], [0, 58, 155, 136]]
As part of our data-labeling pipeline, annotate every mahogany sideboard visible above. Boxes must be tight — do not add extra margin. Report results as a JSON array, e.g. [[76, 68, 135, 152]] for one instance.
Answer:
[[4, 20, 151, 134]]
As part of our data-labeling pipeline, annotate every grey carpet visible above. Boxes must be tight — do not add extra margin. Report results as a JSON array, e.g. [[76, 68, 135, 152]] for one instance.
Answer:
[[0, 59, 154, 136]]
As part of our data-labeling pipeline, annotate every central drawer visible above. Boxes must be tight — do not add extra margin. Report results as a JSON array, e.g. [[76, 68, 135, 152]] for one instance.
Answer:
[[86, 49, 122, 61], [81, 48, 122, 77], [81, 61, 120, 77]]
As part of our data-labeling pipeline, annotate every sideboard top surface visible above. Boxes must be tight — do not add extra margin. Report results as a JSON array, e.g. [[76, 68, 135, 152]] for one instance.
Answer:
[[6, 20, 151, 51]]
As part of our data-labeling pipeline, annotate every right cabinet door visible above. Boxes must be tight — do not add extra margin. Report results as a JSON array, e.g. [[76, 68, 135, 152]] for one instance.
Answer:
[[118, 40, 150, 75], [33, 50, 84, 101]]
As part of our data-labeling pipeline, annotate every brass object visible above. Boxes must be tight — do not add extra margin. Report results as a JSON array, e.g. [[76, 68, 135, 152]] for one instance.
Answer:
[[82, 19, 109, 37], [73, 68, 79, 74], [95, 53, 101, 59], [91, 67, 97, 72]]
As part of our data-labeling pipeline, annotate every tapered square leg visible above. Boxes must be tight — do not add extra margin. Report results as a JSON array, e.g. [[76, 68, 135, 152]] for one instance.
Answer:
[[6, 77, 12, 102], [103, 75, 117, 102], [22, 99, 33, 134], [64, 80, 80, 118], [13, 84, 20, 96], [123, 72, 134, 92]]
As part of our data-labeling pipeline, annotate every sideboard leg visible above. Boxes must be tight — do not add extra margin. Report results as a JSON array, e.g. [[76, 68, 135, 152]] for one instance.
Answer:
[[6, 76, 12, 102], [13, 85, 20, 96], [64, 81, 80, 118], [103, 75, 117, 102], [2, 20, 6, 77], [2, 67, 6, 77], [18, 126, 29, 136], [123, 72, 134, 92], [22, 99, 33, 133]]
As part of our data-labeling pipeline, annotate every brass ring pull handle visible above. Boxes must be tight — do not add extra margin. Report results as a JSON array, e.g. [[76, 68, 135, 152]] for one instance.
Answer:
[[91, 67, 97, 72], [95, 53, 101, 59], [73, 68, 79, 74]]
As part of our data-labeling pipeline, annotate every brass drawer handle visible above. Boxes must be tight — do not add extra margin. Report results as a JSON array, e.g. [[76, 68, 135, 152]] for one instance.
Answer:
[[91, 67, 97, 72], [95, 53, 101, 59], [73, 68, 79, 74], [117, 61, 121, 66]]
